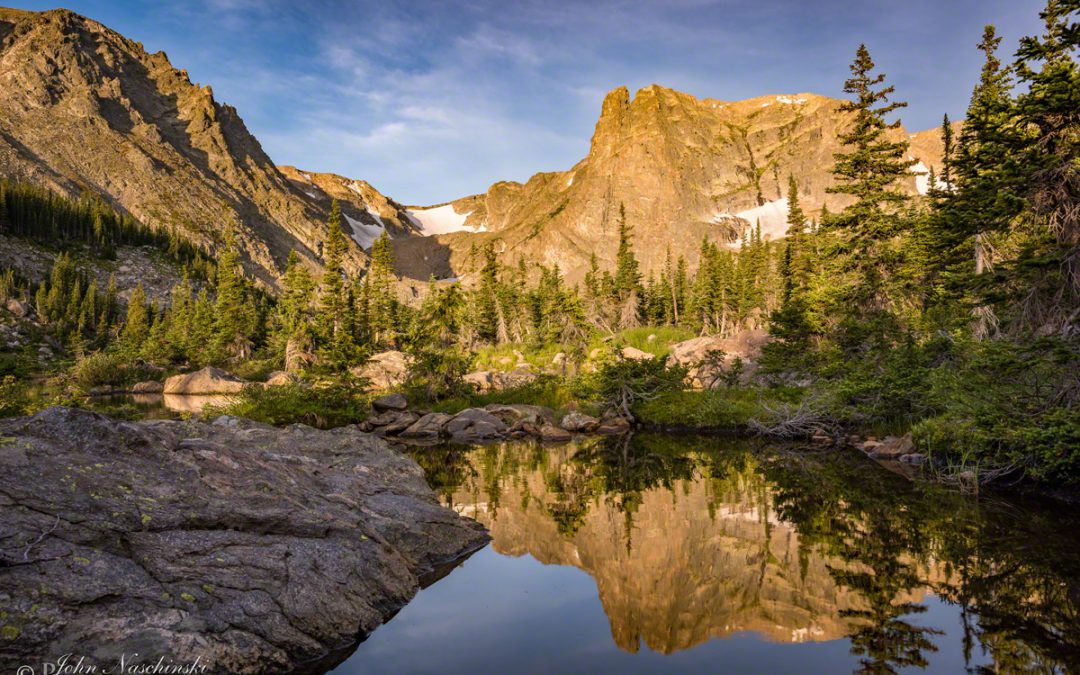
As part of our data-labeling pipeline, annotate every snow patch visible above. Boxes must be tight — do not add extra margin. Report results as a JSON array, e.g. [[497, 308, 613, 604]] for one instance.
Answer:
[[346, 181, 365, 197], [776, 95, 807, 105], [406, 204, 486, 235], [365, 207, 385, 228], [566, 175, 574, 187], [911, 161, 935, 195], [731, 198, 791, 245], [344, 213, 385, 249]]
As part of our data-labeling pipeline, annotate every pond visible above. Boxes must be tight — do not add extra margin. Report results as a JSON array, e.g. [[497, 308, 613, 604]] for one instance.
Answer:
[[333, 434, 1080, 674], [86, 392, 234, 418]]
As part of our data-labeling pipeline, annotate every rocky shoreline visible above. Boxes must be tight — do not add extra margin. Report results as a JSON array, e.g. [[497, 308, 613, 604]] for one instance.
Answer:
[[359, 393, 631, 445], [0, 407, 489, 674]]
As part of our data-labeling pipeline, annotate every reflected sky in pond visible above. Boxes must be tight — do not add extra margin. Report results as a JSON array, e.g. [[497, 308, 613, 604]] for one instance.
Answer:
[[335, 434, 1080, 674]]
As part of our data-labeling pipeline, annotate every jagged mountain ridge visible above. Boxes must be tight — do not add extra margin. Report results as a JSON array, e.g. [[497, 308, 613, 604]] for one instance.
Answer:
[[0, 7, 373, 287], [0, 7, 954, 291], [421, 86, 951, 283]]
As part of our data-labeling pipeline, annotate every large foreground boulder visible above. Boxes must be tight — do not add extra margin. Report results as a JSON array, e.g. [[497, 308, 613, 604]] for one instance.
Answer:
[[163, 366, 248, 395], [0, 407, 488, 674]]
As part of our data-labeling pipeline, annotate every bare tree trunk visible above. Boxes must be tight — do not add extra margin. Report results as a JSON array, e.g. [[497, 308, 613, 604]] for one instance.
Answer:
[[972, 232, 997, 339], [671, 284, 679, 324]]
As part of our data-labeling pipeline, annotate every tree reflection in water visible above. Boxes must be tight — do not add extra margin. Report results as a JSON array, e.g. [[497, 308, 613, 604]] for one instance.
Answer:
[[406, 434, 1080, 672]]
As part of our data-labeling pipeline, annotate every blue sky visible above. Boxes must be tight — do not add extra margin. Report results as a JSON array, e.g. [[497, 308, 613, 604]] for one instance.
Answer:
[[11, 0, 1047, 204]]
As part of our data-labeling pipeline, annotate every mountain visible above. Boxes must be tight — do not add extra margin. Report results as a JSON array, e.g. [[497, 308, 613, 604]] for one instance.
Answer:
[[416, 85, 950, 283], [0, 7, 953, 290], [0, 7, 370, 287]]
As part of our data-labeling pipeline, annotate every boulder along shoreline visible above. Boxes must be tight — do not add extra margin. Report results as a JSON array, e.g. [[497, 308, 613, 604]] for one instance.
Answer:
[[0, 407, 489, 674]]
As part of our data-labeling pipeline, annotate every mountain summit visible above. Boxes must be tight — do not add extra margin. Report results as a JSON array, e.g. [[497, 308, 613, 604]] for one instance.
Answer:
[[425, 84, 948, 282], [0, 7, 377, 285]]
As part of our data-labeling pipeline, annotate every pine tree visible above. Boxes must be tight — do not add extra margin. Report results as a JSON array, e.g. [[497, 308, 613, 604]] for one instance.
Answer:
[[315, 200, 356, 367], [274, 251, 315, 371], [939, 114, 955, 191], [614, 204, 643, 329], [213, 227, 256, 361], [1014, 1, 1080, 273], [120, 283, 150, 352], [367, 231, 398, 347], [783, 176, 811, 301], [474, 242, 500, 343], [827, 44, 916, 310]]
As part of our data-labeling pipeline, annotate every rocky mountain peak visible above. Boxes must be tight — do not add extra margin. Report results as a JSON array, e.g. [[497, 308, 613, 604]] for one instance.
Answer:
[[425, 84, 949, 283], [0, 6, 369, 287]]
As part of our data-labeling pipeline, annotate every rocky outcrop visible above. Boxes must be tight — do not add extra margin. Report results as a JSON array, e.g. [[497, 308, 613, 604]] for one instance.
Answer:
[[668, 329, 769, 388], [0, 8, 369, 287], [264, 370, 301, 387], [0, 407, 488, 673], [163, 366, 248, 395], [358, 403, 607, 444], [620, 346, 655, 361], [400, 412, 455, 440], [561, 411, 600, 433], [371, 393, 409, 412], [445, 408, 507, 444], [463, 368, 538, 392], [131, 380, 163, 393], [864, 433, 915, 459], [422, 86, 949, 284], [352, 351, 412, 391]]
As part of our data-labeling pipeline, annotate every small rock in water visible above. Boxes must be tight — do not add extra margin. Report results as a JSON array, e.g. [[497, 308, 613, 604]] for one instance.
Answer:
[[561, 411, 599, 433], [372, 392, 409, 412], [596, 415, 631, 436], [867, 433, 914, 459], [899, 453, 926, 465], [400, 412, 454, 439], [539, 424, 573, 442]]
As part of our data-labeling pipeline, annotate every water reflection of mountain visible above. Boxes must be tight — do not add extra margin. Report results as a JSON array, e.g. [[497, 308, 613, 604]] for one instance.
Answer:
[[415, 436, 1080, 672], [439, 441, 867, 652]]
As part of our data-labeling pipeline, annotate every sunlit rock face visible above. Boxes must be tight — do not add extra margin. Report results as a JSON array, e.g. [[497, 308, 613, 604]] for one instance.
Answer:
[[0, 8, 368, 286], [442, 443, 871, 653], [429, 86, 949, 283]]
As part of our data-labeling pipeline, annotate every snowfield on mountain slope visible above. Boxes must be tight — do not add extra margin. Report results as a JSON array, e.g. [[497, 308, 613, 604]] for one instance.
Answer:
[[406, 204, 487, 235], [733, 198, 791, 244], [345, 213, 386, 249]]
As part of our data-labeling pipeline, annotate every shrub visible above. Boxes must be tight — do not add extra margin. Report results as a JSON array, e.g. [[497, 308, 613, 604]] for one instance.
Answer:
[[212, 380, 369, 429], [431, 374, 576, 415], [0, 376, 28, 417], [70, 350, 157, 390], [572, 352, 687, 419], [403, 348, 472, 404], [913, 335, 1080, 484], [71, 351, 127, 389]]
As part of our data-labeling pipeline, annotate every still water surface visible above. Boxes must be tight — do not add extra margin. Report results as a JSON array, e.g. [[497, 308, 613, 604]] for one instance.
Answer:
[[335, 434, 1080, 674]]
